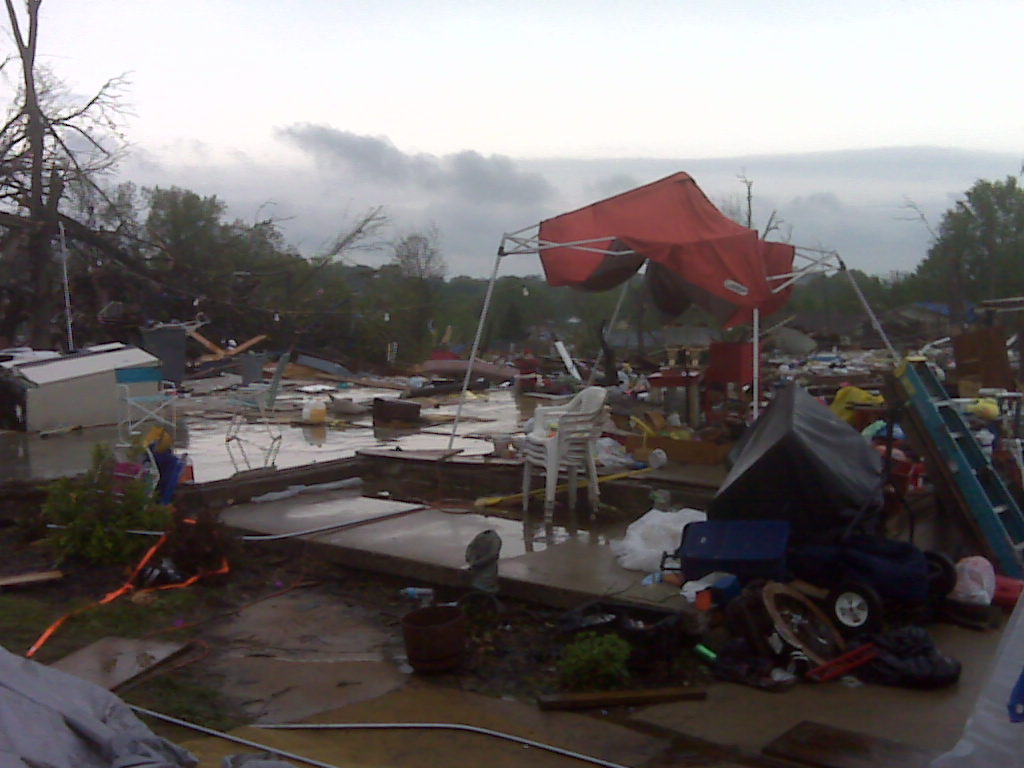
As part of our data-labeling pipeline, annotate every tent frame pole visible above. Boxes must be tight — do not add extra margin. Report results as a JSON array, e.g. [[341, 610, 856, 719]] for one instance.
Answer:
[[839, 262, 899, 362], [752, 308, 760, 420], [587, 276, 633, 386], [448, 244, 505, 450]]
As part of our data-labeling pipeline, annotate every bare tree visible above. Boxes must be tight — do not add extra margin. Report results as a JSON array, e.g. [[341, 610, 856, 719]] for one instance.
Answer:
[[0, 0, 128, 347], [316, 205, 389, 265], [736, 171, 786, 239], [390, 224, 445, 280]]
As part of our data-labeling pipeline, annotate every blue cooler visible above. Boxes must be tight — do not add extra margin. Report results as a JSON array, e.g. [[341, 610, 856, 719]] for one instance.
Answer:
[[678, 519, 790, 582]]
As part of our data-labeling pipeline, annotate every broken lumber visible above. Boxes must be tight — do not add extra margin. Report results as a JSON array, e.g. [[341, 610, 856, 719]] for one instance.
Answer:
[[537, 687, 707, 711], [0, 570, 63, 588]]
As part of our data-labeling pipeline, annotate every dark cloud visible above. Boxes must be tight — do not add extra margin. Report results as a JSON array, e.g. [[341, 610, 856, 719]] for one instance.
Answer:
[[278, 124, 436, 184], [278, 123, 552, 206]]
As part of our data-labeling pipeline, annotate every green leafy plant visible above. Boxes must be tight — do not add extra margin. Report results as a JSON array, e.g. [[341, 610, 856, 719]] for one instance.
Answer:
[[558, 631, 632, 690], [43, 443, 171, 565]]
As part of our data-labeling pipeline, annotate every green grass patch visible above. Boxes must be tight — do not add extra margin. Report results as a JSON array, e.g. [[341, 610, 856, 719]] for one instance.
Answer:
[[124, 675, 244, 733], [0, 589, 203, 663]]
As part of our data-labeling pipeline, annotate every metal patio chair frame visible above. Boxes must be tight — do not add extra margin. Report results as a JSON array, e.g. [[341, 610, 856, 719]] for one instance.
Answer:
[[225, 351, 291, 472]]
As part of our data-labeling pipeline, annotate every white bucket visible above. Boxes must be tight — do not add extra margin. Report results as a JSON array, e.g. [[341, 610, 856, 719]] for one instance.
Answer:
[[302, 397, 328, 424]]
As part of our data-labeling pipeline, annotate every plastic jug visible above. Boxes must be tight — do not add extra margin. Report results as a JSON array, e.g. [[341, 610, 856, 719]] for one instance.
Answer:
[[302, 397, 328, 424]]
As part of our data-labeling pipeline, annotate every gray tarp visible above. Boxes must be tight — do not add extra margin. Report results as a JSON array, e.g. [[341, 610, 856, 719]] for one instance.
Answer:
[[708, 381, 883, 544], [0, 644, 197, 768], [0, 646, 303, 768]]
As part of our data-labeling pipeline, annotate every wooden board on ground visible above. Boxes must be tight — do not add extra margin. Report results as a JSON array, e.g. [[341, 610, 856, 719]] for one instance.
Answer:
[[0, 570, 63, 588], [762, 721, 936, 768], [537, 687, 707, 711], [51, 637, 188, 690]]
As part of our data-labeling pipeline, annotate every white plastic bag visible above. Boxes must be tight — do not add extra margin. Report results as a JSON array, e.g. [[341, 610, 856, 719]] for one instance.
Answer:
[[594, 437, 636, 471], [951, 556, 996, 605], [610, 507, 706, 573]]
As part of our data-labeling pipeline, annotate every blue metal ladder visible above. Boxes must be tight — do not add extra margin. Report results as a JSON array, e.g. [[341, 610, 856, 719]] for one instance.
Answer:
[[895, 357, 1024, 578]]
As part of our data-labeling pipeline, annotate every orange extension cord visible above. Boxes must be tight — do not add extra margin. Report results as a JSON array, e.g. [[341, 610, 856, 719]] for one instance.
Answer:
[[26, 531, 230, 658]]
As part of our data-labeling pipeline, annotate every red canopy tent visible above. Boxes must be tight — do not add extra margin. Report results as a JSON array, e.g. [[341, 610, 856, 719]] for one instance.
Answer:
[[447, 172, 896, 447], [536, 172, 796, 328]]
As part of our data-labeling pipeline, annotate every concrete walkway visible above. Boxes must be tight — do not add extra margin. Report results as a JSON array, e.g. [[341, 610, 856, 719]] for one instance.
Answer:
[[220, 489, 694, 614], [219, 486, 1005, 762]]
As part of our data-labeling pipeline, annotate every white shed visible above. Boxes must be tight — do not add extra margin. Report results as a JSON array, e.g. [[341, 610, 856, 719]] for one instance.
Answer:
[[2, 344, 162, 432]]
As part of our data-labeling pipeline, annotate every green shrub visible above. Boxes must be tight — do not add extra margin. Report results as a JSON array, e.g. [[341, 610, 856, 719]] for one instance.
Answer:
[[558, 631, 631, 690], [43, 443, 171, 565]]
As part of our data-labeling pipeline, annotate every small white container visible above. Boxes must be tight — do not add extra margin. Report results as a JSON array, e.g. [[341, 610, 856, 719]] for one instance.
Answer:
[[301, 397, 328, 424]]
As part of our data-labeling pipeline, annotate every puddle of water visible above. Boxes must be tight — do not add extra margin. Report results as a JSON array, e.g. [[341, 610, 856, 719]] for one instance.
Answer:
[[0, 386, 542, 483]]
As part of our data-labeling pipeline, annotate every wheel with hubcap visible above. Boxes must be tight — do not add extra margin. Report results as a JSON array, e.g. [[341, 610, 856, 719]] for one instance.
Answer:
[[826, 581, 884, 637]]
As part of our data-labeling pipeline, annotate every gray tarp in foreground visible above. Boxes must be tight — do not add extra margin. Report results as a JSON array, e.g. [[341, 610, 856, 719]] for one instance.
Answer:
[[0, 644, 197, 768]]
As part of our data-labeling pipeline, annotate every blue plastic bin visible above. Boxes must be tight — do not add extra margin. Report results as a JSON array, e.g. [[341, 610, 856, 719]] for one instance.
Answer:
[[678, 519, 790, 582]]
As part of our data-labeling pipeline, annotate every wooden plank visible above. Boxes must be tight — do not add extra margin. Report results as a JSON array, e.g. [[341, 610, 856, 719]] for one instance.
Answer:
[[230, 334, 268, 356], [0, 570, 63, 588], [762, 721, 936, 768], [537, 687, 707, 711], [187, 328, 226, 356], [52, 636, 188, 690]]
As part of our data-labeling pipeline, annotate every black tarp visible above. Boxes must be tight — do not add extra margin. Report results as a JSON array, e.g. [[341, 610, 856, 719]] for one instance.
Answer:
[[707, 381, 883, 544]]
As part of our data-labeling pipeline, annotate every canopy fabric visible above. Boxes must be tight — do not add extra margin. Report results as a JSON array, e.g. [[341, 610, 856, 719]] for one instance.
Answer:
[[538, 172, 796, 327]]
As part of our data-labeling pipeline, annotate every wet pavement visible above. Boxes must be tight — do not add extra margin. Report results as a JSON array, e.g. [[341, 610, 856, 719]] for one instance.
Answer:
[[181, 682, 675, 768]]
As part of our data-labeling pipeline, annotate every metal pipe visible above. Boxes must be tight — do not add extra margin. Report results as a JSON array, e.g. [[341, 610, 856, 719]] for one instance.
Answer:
[[254, 722, 630, 768], [448, 245, 504, 450], [58, 222, 75, 352], [239, 506, 425, 541], [130, 705, 343, 768]]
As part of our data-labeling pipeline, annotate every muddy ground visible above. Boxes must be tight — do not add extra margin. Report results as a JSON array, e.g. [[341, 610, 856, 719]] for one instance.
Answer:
[[0, 519, 707, 737]]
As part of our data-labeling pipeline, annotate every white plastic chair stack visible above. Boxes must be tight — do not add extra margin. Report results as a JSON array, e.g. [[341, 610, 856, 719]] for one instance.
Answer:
[[521, 386, 608, 517], [225, 351, 290, 471]]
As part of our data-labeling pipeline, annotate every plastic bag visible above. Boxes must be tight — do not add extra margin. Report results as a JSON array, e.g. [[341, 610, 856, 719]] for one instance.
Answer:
[[610, 507, 706, 573], [951, 556, 996, 605], [594, 437, 638, 471]]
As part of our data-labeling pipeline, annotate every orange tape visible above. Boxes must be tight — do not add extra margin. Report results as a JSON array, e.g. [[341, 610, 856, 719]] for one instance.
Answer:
[[26, 533, 229, 659]]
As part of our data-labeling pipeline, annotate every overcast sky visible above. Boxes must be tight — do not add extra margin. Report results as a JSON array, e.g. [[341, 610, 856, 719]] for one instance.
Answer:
[[11, 0, 1024, 277]]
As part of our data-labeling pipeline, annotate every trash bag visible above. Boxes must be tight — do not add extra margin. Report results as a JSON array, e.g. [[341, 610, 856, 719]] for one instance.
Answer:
[[610, 507, 706, 573], [851, 626, 961, 688]]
